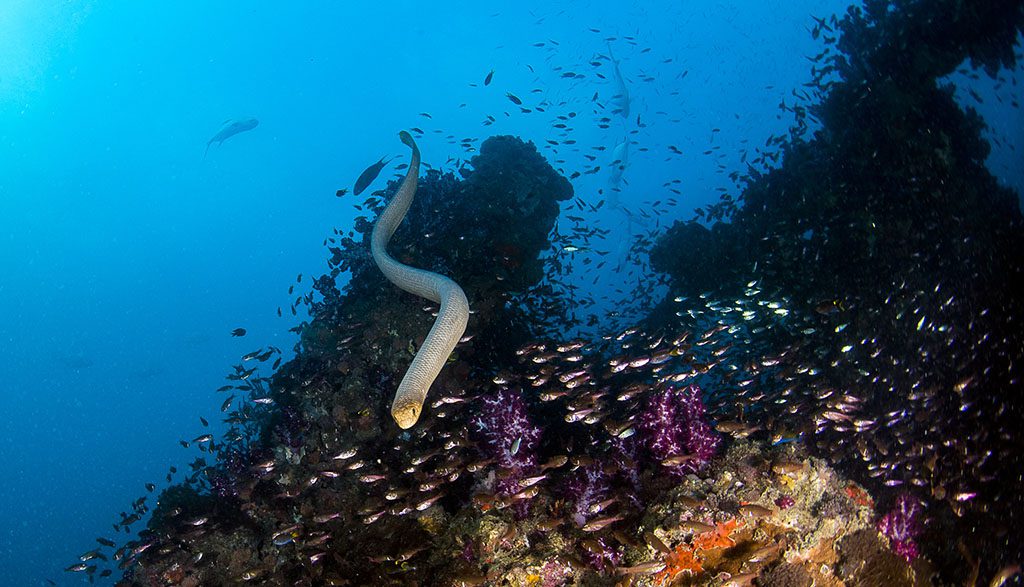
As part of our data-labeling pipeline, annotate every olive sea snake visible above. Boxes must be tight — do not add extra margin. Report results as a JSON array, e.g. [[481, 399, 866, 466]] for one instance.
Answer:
[[370, 131, 470, 429]]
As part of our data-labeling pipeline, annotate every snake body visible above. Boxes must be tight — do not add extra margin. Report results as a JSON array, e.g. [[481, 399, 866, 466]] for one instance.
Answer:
[[370, 131, 470, 429]]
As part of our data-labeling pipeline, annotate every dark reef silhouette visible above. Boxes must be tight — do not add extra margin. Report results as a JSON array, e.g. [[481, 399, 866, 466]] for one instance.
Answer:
[[652, 0, 1024, 581]]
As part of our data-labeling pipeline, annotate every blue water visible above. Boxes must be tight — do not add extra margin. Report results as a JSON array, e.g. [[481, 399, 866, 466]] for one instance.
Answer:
[[1, 2, 1020, 584]]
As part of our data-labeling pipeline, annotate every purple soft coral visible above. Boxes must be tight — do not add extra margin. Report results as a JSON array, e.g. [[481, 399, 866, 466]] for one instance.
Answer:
[[608, 435, 642, 508], [638, 385, 719, 478], [579, 536, 622, 574], [565, 463, 609, 528], [877, 493, 922, 562], [472, 387, 542, 516]]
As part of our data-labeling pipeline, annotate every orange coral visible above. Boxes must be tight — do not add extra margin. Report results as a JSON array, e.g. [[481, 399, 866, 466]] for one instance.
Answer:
[[655, 544, 703, 586], [845, 483, 874, 507], [693, 517, 743, 551]]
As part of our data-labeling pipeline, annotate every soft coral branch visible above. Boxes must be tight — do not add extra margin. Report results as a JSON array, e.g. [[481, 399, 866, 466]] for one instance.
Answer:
[[877, 493, 923, 562], [639, 385, 720, 478]]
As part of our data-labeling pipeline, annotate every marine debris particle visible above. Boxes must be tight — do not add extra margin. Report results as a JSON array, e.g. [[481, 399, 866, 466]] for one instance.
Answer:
[[370, 131, 470, 428]]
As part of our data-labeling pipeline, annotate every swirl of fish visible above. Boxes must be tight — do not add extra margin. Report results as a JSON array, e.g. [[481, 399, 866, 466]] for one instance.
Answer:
[[370, 131, 470, 429]]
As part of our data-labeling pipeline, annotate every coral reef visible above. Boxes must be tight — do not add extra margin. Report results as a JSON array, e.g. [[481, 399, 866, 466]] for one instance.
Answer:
[[649, 0, 1024, 581], [107, 305, 928, 586]]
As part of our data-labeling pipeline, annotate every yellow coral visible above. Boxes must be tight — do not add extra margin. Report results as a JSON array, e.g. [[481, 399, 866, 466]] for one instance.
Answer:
[[415, 508, 445, 536]]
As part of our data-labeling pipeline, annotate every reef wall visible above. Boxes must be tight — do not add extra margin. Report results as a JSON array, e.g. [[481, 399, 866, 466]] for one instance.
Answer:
[[650, 0, 1024, 581]]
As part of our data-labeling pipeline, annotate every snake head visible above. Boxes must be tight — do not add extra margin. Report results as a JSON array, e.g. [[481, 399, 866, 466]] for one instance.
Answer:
[[399, 130, 417, 150], [392, 401, 421, 430], [398, 131, 420, 163]]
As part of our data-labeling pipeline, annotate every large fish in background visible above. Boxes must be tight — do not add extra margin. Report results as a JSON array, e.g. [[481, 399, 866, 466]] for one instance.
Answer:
[[607, 43, 630, 119], [353, 155, 395, 196], [607, 137, 638, 271], [205, 116, 259, 158], [608, 137, 630, 193]]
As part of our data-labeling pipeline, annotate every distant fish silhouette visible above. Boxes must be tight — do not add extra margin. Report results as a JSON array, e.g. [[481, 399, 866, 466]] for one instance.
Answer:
[[353, 156, 394, 196], [205, 117, 259, 158], [608, 138, 630, 191], [607, 43, 630, 119]]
